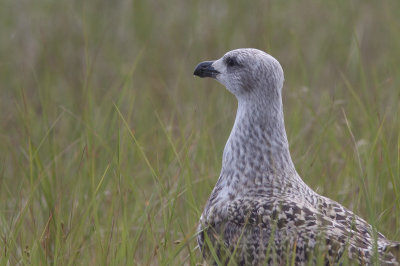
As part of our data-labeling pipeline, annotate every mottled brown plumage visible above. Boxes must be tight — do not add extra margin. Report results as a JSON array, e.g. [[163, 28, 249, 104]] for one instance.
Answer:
[[193, 48, 399, 265]]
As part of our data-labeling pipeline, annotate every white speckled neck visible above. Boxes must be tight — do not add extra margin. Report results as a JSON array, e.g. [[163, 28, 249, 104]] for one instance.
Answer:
[[216, 83, 304, 200]]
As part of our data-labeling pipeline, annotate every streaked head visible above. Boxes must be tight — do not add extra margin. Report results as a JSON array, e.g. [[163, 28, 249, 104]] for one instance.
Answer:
[[194, 48, 284, 100]]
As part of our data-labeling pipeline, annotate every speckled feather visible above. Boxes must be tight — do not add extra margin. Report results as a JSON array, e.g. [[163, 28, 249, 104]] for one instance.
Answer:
[[194, 49, 400, 265]]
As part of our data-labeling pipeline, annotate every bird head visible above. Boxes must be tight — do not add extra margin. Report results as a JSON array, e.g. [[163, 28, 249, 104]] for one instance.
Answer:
[[194, 48, 284, 101]]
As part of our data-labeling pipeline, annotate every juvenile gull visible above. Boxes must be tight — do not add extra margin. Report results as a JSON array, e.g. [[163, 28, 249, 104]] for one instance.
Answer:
[[193, 48, 399, 265]]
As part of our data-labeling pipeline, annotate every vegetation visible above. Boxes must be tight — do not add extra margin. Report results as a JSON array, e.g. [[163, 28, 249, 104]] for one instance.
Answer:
[[1, 0, 399, 264]]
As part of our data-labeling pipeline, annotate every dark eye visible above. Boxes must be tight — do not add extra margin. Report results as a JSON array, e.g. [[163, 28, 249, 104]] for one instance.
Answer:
[[226, 57, 238, 67]]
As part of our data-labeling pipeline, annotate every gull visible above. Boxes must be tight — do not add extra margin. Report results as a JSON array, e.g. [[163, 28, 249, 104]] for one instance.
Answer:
[[193, 48, 399, 265]]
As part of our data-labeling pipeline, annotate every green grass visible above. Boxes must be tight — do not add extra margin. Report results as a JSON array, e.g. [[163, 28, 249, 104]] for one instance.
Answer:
[[1, 0, 399, 264]]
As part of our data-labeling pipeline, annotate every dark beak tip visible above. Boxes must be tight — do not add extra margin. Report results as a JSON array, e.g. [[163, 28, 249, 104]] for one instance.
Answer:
[[193, 67, 201, 76]]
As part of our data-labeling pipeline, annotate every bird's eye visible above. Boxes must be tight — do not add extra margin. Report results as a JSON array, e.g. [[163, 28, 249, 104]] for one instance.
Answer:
[[226, 57, 238, 67]]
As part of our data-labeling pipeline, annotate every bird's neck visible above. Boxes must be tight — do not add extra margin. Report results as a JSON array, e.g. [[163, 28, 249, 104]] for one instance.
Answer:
[[220, 95, 298, 190]]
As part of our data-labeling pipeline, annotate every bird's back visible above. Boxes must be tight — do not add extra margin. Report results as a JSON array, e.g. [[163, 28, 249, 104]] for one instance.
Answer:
[[198, 192, 400, 265]]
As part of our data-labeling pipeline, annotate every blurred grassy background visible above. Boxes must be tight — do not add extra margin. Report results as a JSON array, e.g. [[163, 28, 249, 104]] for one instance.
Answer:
[[1, 0, 399, 264]]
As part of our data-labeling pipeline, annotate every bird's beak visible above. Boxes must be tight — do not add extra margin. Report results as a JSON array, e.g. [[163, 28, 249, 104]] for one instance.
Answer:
[[193, 61, 220, 78]]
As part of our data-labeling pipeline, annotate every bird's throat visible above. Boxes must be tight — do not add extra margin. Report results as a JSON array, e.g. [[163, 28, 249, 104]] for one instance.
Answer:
[[220, 98, 296, 190]]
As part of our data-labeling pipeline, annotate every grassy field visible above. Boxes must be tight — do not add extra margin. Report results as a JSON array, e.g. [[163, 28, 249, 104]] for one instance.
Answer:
[[1, 0, 399, 264]]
